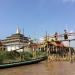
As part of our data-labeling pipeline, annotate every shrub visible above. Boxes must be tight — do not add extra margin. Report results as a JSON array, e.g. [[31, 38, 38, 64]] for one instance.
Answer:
[[22, 52, 33, 61], [4, 51, 16, 60], [0, 53, 4, 64]]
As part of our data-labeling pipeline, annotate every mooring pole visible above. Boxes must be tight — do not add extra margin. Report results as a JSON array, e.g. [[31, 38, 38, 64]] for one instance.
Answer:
[[69, 40, 72, 62]]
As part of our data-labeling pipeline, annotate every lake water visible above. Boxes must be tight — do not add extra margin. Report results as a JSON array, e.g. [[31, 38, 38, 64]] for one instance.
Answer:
[[0, 60, 75, 75]]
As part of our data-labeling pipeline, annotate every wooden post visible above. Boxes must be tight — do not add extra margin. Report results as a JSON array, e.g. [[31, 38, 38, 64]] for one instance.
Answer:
[[33, 47, 36, 58], [69, 40, 72, 62]]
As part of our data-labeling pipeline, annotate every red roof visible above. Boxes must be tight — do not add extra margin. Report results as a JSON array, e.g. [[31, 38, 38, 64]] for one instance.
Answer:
[[48, 41, 64, 47], [31, 44, 38, 48], [55, 41, 64, 47]]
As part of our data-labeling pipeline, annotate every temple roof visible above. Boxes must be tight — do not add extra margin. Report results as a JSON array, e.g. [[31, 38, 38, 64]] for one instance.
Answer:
[[1, 27, 29, 44], [2, 33, 29, 43], [6, 33, 29, 40]]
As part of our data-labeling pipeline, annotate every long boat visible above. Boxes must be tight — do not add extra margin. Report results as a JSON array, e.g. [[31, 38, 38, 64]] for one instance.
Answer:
[[0, 56, 47, 69]]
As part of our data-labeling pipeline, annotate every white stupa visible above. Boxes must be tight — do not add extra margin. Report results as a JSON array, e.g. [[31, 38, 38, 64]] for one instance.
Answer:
[[16, 26, 21, 34]]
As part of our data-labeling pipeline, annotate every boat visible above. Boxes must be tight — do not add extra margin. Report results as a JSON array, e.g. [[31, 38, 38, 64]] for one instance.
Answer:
[[0, 55, 47, 69]]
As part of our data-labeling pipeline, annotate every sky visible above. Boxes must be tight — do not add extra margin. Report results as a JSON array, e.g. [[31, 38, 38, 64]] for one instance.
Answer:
[[0, 0, 75, 46]]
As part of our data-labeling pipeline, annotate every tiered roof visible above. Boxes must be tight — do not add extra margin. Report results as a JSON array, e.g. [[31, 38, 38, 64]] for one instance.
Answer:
[[1, 27, 29, 44]]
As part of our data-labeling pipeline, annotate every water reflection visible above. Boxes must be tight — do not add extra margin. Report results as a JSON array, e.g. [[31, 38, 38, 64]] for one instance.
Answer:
[[45, 61, 75, 75]]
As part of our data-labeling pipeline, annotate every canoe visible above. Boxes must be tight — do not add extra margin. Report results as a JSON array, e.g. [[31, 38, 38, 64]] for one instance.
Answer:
[[0, 56, 47, 69]]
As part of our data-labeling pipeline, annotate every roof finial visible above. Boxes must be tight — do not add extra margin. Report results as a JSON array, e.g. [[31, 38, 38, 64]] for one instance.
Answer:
[[16, 26, 21, 34]]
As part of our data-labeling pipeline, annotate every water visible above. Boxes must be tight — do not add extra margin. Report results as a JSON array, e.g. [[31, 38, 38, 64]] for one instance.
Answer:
[[0, 61, 75, 75]]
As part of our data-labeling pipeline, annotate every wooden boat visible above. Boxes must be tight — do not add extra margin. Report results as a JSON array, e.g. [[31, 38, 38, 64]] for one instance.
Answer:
[[0, 56, 47, 69]]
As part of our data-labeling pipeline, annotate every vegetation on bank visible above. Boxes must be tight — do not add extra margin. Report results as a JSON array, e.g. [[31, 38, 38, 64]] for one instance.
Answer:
[[0, 50, 46, 64]]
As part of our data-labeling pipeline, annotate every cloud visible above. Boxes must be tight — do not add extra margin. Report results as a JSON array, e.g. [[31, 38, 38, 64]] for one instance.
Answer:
[[39, 37, 44, 43]]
